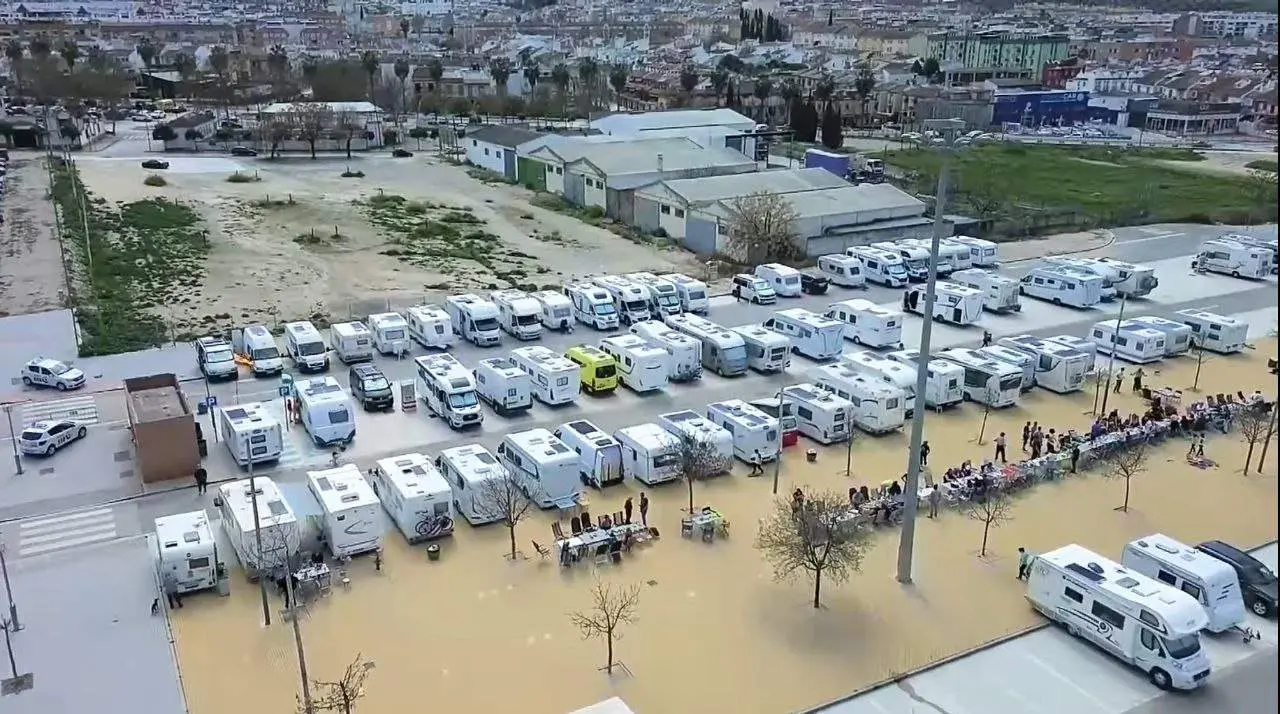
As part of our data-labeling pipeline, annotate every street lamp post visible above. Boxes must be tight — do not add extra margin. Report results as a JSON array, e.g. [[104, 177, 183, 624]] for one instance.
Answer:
[[1099, 294, 1128, 415], [3, 405, 21, 476], [771, 387, 787, 495], [0, 545, 20, 631]]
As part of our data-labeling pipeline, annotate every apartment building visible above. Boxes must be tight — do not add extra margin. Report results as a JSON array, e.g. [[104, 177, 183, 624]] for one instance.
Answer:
[[790, 22, 857, 52], [1174, 11, 1278, 40], [856, 29, 926, 59], [925, 30, 1071, 73]]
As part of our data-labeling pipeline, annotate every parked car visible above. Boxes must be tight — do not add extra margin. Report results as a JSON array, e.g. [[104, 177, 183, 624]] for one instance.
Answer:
[[800, 270, 830, 295], [21, 357, 86, 391], [230, 146, 258, 157], [141, 159, 170, 170], [130, 113, 152, 122], [348, 363, 394, 411], [1197, 540, 1279, 618], [391, 148, 414, 158], [19, 419, 88, 456]]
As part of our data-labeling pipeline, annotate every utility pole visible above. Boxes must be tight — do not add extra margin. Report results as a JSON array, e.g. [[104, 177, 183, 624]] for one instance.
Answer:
[[246, 437, 271, 627], [3, 405, 21, 476], [1190, 338, 1205, 392], [771, 387, 787, 495], [282, 551, 313, 713], [1099, 294, 1128, 415], [0, 545, 20, 631], [844, 413, 855, 477]]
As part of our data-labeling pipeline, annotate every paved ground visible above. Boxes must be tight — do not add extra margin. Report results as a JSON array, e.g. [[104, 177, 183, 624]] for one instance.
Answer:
[[1125, 649, 1278, 714]]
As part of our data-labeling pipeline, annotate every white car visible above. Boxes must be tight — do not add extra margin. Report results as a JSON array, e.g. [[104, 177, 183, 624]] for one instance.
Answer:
[[21, 357, 86, 391], [20, 419, 88, 456]]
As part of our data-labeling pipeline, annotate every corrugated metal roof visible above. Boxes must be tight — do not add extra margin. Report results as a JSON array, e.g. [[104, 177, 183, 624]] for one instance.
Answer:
[[528, 136, 695, 164], [704, 183, 926, 223], [468, 125, 542, 148], [640, 168, 851, 206], [569, 143, 756, 183], [592, 108, 755, 133]]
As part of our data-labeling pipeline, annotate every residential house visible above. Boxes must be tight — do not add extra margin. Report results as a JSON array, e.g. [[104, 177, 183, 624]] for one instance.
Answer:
[[161, 112, 217, 152], [465, 125, 541, 181], [1066, 68, 1145, 95], [858, 30, 925, 59], [791, 22, 858, 52], [1250, 88, 1277, 128]]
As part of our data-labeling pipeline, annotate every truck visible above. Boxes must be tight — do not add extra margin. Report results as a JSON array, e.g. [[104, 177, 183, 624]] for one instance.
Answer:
[[125, 373, 200, 484], [850, 155, 885, 184], [804, 148, 850, 178]]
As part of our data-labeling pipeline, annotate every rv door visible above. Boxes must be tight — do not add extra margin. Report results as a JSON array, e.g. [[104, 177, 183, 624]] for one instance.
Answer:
[[230, 328, 245, 355], [597, 446, 622, 485]]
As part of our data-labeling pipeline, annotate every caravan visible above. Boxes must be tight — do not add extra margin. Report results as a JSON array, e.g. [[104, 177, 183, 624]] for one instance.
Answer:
[[234, 324, 285, 376], [564, 281, 620, 330], [330, 321, 374, 364], [949, 235, 1000, 267], [998, 335, 1091, 393], [824, 299, 904, 349], [902, 281, 985, 325], [1193, 239, 1272, 280], [761, 309, 844, 361], [1041, 259, 1119, 301], [592, 275, 653, 325], [368, 312, 410, 356], [614, 423, 683, 485], [656, 411, 734, 473], [284, 321, 329, 373], [872, 241, 930, 281], [554, 420, 624, 488], [1175, 309, 1248, 354], [780, 383, 853, 444], [816, 254, 867, 288], [414, 353, 483, 428], [845, 246, 909, 287], [664, 313, 748, 377], [307, 465, 382, 558], [437, 444, 507, 525], [154, 511, 219, 594], [731, 324, 792, 373], [215, 477, 301, 578], [1089, 320, 1167, 364], [810, 364, 907, 434], [1121, 534, 1248, 636], [599, 334, 670, 392], [950, 268, 1022, 313], [218, 402, 284, 466], [1044, 334, 1098, 365], [662, 273, 710, 314], [406, 304, 455, 350], [843, 350, 925, 416], [509, 345, 580, 405], [490, 289, 544, 340], [935, 348, 1022, 407], [625, 272, 683, 317], [1218, 233, 1278, 274], [293, 376, 356, 447], [498, 429, 581, 509], [882, 349, 966, 409], [629, 321, 702, 382], [901, 238, 972, 272], [371, 453, 455, 543], [755, 263, 803, 297], [473, 357, 533, 415], [1019, 266, 1105, 309], [977, 345, 1037, 392], [705, 400, 781, 462], [1091, 258, 1160, 298], [445, 294, 502, 347], [528, 290, 575, 332], [1128, 316, 1193, 357]]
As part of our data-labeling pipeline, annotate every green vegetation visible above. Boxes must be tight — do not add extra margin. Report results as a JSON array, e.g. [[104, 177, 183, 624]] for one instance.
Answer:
[[465, 165, 514, 185], [1245, 158, 1277, 173], [226, 171, 261, 183], [531, 192, 672, 247], [143, 174, 168, 186], [247, 194, 297, 208], [294, 227, 346, 246]]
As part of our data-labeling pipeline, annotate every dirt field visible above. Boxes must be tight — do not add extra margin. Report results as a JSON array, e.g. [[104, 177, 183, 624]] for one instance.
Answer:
[[0, 156, 64, 316], [1154, 150, 1278, 177]]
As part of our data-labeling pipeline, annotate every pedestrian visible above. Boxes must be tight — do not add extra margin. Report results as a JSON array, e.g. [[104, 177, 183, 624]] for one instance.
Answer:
[[623, 497, 634, 525], [927, 485, 941, 518], [1187, 435, 1198, 459], [163, 574, 183, 610], [194, 466, 208, 495], [981, 330, 992, 348], [749, 449, 764, 477], [1196, 434, 1205, 458], [1021, 421, 1031, 452], [1046, 429, 1058, 454], [994, 432, 1008, 463], [1113, 368, 1124, 394], [1017, 547, 1035, 580], [1030, 434, 1042, 460], [374, 549, 383, 572], [1132, 368, 1145, 393], [638, 492, 649, 526], [919, 441, 931, 467], [1071, 443, 1081, 473]]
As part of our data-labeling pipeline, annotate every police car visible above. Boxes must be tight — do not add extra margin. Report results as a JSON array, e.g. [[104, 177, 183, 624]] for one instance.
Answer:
[[19, 419, 89, 456], [20, 357, 86, 391]]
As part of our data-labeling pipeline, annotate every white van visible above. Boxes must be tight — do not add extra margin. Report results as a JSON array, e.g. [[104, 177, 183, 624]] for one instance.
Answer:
[[705, 399, 781, 462], [614, 423, 683, 486], [307, 464, 382, 558], [842, 350, 925, 416], [731, 324, 792, 373], [294, 376, 356, 447], [655, 411, 734, 474], [731, 273, 777, 304], [997, 335, 1091, 393], [824, 299, 904, 349], [755, 263, 803, 297], [949, 235, 999, 267], [367, 312, 410, 356], [780, 383, 853, 444], [1089, 320, 1166, 364], [414, 353, 483, 429], [371, 453, 455, 543], [473, 356, 533, 415], [235, 324, 284, 376], [884, 348, 966, 409], [902, 281, 984, 326], [437, 444, 507, 525], [871, 241, 930, 281], [1019, 266, 1104, 308], [1193, 239, 1272, 279], [662, 273, 710, 314], [510, 345, 580, 405], [1121, 533, 1249, 635], [599, 334, 669, 392], [330, 321, 374, 364], [553, 419, 624, 488], [406, 305, 455, 350], [629, 321, 702, 382], [1175, 308, 1248, 354], [809, 364, 907, 434], [284, 321, 329, 373], [564, 281, 620, 330], [664, 313, 748, 377], [761, 308, 845, 361], [498, 428, 581, 509], [950, 268, 1021, 313], [1041, 259, 1119, 301], [528, 290, 575, 332], [845, 246, 909, 287], [976, 345, 1036, 392], [218, 402, 284, 466], [1128, 316, 1193, 357], [591, 274, 653, 325], [625, 272, 684, 317], [935, 348, 1023, 407], [490, 289, 544, 340], [445, 294, 502, 347], [816, 254, 867, 288]]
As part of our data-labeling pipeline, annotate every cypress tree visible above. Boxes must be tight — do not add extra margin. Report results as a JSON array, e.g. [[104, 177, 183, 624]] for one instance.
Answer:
[[820, 102, 842, 150]]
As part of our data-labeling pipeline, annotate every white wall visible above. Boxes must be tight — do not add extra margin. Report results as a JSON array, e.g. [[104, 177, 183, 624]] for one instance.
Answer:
[[581, 173, 606, 209], [466, 138, 507, 174], [543, 161, 565, 194], [656, 203, 688, 239]]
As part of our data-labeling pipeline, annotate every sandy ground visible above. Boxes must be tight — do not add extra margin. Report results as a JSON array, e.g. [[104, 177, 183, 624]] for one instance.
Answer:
[[0, 156, 64, 317], [1154, 151, 1277, 177], [169, 340, 1279, 714]]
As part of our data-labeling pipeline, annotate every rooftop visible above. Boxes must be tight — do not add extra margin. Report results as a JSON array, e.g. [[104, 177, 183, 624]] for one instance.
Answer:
[[592, 108, 755, 133], [468, 124, 542, 148], [639, 168, 850, 206]]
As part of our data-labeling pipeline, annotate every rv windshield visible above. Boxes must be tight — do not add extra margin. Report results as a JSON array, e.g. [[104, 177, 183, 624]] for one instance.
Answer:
[[297, 342, 325, 356], [516, 314, 539, 326], [999, 374, 1022, 391], [205, 349, 234, 364], [447, 391, 479, 409], [595, 365, 617, 378], [724, 345, 748, 363], [593, 303, 616, 316], [887, 263, 908, 277], [1162, 633, 1201, 659], [384, 329, 406, 340], [905, 258, 927, 270], [658, 295, 680, 308], [624, 300, 647, 313], [474, 318, 499, 332], [252, 346, 280, 360]]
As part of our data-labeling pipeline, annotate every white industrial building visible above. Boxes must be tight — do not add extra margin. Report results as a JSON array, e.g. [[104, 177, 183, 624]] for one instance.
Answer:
[[464, 125, 540, 182]]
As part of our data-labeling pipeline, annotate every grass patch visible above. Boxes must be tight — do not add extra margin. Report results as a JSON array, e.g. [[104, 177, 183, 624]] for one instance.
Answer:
[[1245, 158, 1277, 173], [247, 194, 297, 208], [465, 166, 512, 185], [226, 171, 261, 183], [143, 174, 167, 187], [293, 227, 346, 246]]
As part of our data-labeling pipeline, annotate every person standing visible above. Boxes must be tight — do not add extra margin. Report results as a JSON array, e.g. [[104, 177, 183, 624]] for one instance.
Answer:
[[623, 497, 634, 525], [194, 466, 208, 495], [1071, 443, 1081, 473], [994, 432, 1008, 463], [1132, 368, 1145, 393], [927, 485, 941, 519], [1017, 547, 1035, 580], [1196, 434, 1206, 458], [1030, 429, 1043, 459], [749, 449, 764, 477], [1113, 368, 1125, 394], [1021, 421, 1031, 452], [638, 492, 650, 526], [919, 441, 931, 467]]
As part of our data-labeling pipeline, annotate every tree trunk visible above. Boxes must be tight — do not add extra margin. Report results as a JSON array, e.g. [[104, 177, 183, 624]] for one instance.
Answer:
[[980, 521, 990, 557], [1258, 406, 1277, 471], [508, 524, 517, 560], [977, 405, 990, 445], [1121, 477, 1131, 512], [812, 568, 823, 609], [605, 633, 614, 675], [686, 478, 694, 513], [1244, 442, 1256, 476]]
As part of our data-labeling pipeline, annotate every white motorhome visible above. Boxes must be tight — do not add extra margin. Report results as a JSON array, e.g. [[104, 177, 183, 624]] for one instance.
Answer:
[[293, 376, 356, 447], [882, 349, 966, 410], [436, 444, 507, 525], [1193, 239, 1272, 280], [871, 241, 930, 281], [977, 345, 1037, 392], [780, 383, 853, 444], [1044, 334, 1098, 365], [935, 348, 1023, 407], [215, 477, 300, 578], [330, 321, 374, 364], [368, 312, 410, 356], [843, 350, 925, 416], [1089, 320, 1166, 364], [705, 399, 781, 462], [498, 428, 581, 509], [816, 254, 867, 288], [1122, 534, 1249, 636], [509, 345, 581, 405], [445, 294, 502, 347], [1026, 544, 1212, 691], [235, 324, 285, 376], [414, 353, 483, 429], [845, 246, 909, 287], [1090, 258, 1160, 298], [218, 402, 284, 466], [625, 272, 683, 317], [809, 364, 907, 434], [406, 305, 456, 350], [664, 313, 748, 377], [371, 453, 455, 543], [1174, 309, 1248, 354], [473, 357, 534, 415], [824, 299, 904, 349], [614, 423, 683, 485], [901, 238, 972, 272], [154, 511, 219, 594], [284, 321, 329, 373], [998, 335, 1091, 393], [629, 321, 702, 382], [662, 273, 710, 314], [755, 263, 803, 297], [1041, 259, 1119, 301], [949, 235, 1000, 267], [554, 419, 624, 488], [950, 268, 1022, 313], [307, 465, 382, 558], [761, 308, 845, 361], [731, 324, 792, 373], [528, 290, 575, 332], [490, 289, 544, 340], [591, 275, 652, 325], [902, 281, 985, 326], [564, 281, 620, 330], [599, 334, 670, 392], [1218, 233, 1278, 274], [1128, 316, 1193, 357], [1019, 266, 1104, 308], [655, 410, 734, 474]]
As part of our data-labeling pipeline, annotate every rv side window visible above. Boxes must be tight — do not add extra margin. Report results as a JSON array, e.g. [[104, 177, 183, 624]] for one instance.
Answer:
[[1140, 628, 1161, 652], [1180, 581, 1204, 602], [1033, 277, 1044, 285], [188, 556, 210, 569], [250, 434, 267, 444], [963, 369, 986, 389], [433, 502, 449, 516], [1064, 587, 1083, 603], [1138, 610, 1161, 628], [796, 406, 813, 420], [1115, 337, 1128, 347], [327, 408, 350, 424], [1156, 569, 1177, 586], [721, 421, 735, 434], [1208, 324, 1220, 332], [1092, 329, 1104, 339], [1090, 601, 1125, 629]]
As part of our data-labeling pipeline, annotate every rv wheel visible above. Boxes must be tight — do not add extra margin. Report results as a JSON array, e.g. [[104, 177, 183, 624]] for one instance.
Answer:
[[1147, 668, 1172, 690], [1231, 270, 1240, 278], [1251, 598, 1272, 617], [852, 336, 862, 345], [1052, 297, 1062, 305]]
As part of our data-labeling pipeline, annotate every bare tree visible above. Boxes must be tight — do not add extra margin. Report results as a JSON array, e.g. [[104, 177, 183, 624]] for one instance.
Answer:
[[964, 491, 1015, 558], [1258, 402, 1278, 473], [305, 654, 374, 714], [724, 191, 800, 264], [1238, 403, 1275, 475], [567, 580, 641, 676], [334, 112, 363, 159], [475, 475, 533, 560], [1101, 440, 1148, 512], [290, 102, 334, 159], [257, 118, 291, 159], [755, 488, 872, 609], [675, 431, 728, 513]]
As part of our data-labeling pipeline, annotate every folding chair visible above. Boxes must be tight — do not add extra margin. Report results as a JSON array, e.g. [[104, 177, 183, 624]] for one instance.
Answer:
[[613, 510, 625, 527], [551, 522, 566, 540], [593, 543, 611, 566], [570, 516, 583, 535], [680, 518, 694, 538], [530, 540, 551, 560]]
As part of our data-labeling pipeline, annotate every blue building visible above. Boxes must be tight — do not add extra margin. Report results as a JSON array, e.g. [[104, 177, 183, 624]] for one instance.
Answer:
[[992, 90, 1090, 127]]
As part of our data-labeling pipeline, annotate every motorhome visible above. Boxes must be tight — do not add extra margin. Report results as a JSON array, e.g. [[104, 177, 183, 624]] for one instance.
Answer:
[[154, 511, 219, 594], [656, 410, 734, 473], [1026, 544, 1212, 691], [731, 324, 792, 373], [307, 465, 382, 558], [554, 420, 624, 488], [1089, 320, 1167, 364], [761, 309, 845, 361], [845, 246, 909, 287], [445, 294, 502, 347], [1217, 233, 1278, 274], [284, 321, 329, 373], [330, 321, 374, 364], [755, 263, 803, 297], [1128, 316, 1193, 357], [902, 281, 985, 325], [293, 376, 356, 447], [614, 423, 683, 485], [1044, 334, 1098, 365], [436, 444, 507, 525], [824, 299, 904, 349], [843, 350, 925, 416], [662, 273, 710, 314], [591, 275, 653, 325], [1090, 258, 1160, 298], [731, 273, 777, 304], [509, 345, 581, 405], [564, 281, 620, 330], [748, 396, 798, 438], [935, 348, 1023, 407], [998, 335, 1091, 393], [902, 238, 972, 272], [371, 453, 455, 543], [1121, 534, 1248, 635], [949, 235, 1000, 267], [498, 428, 581, 509], [882, 349, 966, 410], [528, 290, 575, 332], [976, 345, 1036, 392], [705, 399, 781, 462], [596, 334, 668, 393], [473, 357, 534, 415], [809, 364, 907, 434], [625, 272, 683, 317], [414, 353, 483, 428], [195, 335, 239, 380], [950, 268, 1022, 313], [1019, 266, 1105, 309], [871, 241, 930, 281], [490, 289, 544, 340], [780, 383, 854, 444], [1041, 259, 1119, 301], [1174, 309, 1248, 354], [1193, 239, 1272, 280], [629, 321, 702, 381], [234, 324, 285, 376], [218, 402, 284, 466], [564, 344, 619, 394], [215, 477, 301, 578], [405, 305, 455, 350], [816, 254, 867, 288], [664, 313, 748, 377], [368, 312, 411, 356]]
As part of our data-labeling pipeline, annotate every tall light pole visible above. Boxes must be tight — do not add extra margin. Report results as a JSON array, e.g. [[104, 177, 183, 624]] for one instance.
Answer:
[[897, 117, 965, 585], [0, 545, 20, 631], [772, 387, 787, 495], [1099, 294, 1128, 415], [3, 405, 21, 476], [245, 436, 271, 627]]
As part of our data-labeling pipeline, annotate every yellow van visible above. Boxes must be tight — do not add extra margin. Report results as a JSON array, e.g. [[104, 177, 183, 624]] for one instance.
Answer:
[[564, 345, 618, 394]]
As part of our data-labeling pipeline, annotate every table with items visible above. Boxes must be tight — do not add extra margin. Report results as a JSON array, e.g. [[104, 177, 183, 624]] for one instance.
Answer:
[[683, 507, 729, 541], [556, 523, 646, 565], [292, 563, 332, 599]]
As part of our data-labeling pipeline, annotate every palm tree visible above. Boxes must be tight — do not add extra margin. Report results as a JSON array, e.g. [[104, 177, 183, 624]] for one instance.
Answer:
[[752, 78, 773, 122], [173, 52, 197, 98], [608, 64, 628, 103], [522, 62, 539, 90], [360, 50, 380, 104], [136, 37, 158, 89], [393, 57, 411, 119], [28, 35, 52, 61], [576, 58, 598, 110], [5, 40, 25, 99], [208, 45, 230, 116], [550, 63, 571, 114], [59, 40, 80, 72], [488, 56, 512, 98], [424, 57, 444, 96]]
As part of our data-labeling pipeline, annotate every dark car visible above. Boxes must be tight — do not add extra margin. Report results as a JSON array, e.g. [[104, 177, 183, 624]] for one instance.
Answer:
[[1196, 540, 1278, 617], [391, 148, 414, 158], [800, 270, 830, 295], [349, 363, 394, 411], [230, 146, 258, 157], [141, 159, 169, 170]]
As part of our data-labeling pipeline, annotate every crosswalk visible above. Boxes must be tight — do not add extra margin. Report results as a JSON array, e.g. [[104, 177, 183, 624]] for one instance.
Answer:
[[20, 395, 100, 428], [16, 507, 119, 558]]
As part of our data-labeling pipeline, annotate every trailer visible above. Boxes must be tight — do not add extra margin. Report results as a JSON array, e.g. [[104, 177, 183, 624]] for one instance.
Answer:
[[976, 345, 1036, 392], [1174, 308, 1249, 354], [307, 464, 382, 558], [1089, 320, 1167, 364], [824, 299, 904, 349], [474, 357, 534, 415], [214, 476, 301, 579], [998, 335, 1092, 393], [816, 254, 867, 288], [950, 268, 1021, 313], [368, 312, 410, 356], [591, 275, 653, 325], [882, 348, 966, 409], [218, 401, 284, 466], [498, 428, 581, 509], [371, 453, 455, 543], [705, 399, 781, 462], [554, 420, 624, 488], [1128, 316, 1193, 357], [437, 444, 507, 525], [731, 324, 792, 373], [599, 334, 670, 393], [629, 321, 703, 382], [406, 304, 456, 350], [780, 383, 854, 444], [809, 364, 907, 434], [655, 410, 733, 474], [760, 308, 844, 361], [663, 313, 748, 377], [614, 423, 683, 486], [528, 290, 575, 332]]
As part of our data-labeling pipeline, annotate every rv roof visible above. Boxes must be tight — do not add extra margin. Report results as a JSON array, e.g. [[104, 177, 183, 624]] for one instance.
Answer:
[[617, 422, 678, 448], [219, 476, 296, 530], [222, 401, 273, 424], [1041, 544, 1209, 631], [708, 399, 773, 428], [776, 308, 839, 326], [376, 453, 449, 498], [440, 444, 504, 480], [408, 304, 448, 318], [480, 357, 522, 374], [308, 464, 378, 513], [506, 428, 573, 457], [566, 419, 605, 437], [245, 325, 270, 337], [661, 409, 699, 424], [1128, 533, 1238, 580]]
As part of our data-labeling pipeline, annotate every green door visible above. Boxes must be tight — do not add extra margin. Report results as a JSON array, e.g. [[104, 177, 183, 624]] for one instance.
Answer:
[[517, 156, 546, 191]]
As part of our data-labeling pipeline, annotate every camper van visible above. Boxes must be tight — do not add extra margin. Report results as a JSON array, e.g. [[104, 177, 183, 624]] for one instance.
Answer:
[[1044, 334, 1098, 365], [845, 246, 909, 287], [998, 335, 1091, 393], [977, 345, 1036, 392], [510, 345, 581, 405], [1128, 316, 1193, 357], [196, 335, 239, 381], [1122, 534, 1248, 635], [473, 357, 534, 415], [490, 289, 544, 341], [949, 235, 1000, 267], [731, 324, 792, 373], [154, 511, 219, 594], [950, 268, 1022, 313], [528, 290, 575, 332], [498, 428, 581, 508], [843, 350, 924, 416], [284, 321, 329, 373], [445, 294, 502, 347], [662, 273, 710, 314], [664, 313, 748, 377], [293, 376, 356, 447], [705, 399, 781, 462], [882, 349, 966, 410], [1089, 320, 1167, 364], [564, 281, 620, 330], [935, 348, 1022, 407], [564, 344, 619, 394], [592, 275, 653, 325], [824, 299, 904, 349], [816, 254, 867, 288], [761, 308, 845, 361], [1091, 258, 1160, 298], [406, 304, 456, 350], [655, 411, 734, 473], [307, 465, 382, 558], [331, 321, 374, 364], [437, 444, 508, 525], [414, 353, 483, 428], [614, 423, 683, 485], [901, 238, 972, 272], [755, 263, 803, 297], [1026, 544, 1212, 691], [810, 363, 907, 434], [629, 321, 702, 382], [1218, 233, 1278, 274], [625, 272, 683, 317], [371, 453, 455, 543], [1019, 266, 1105, 309], [871, 241, 930, 281], [234, 324, 285, 376], [1193, 239, 1272, 280], [599, 334, 670, 392], [902, 281, 985, 325], [554, 420, 624, 488], [1041, 259, 1119, 301], [218, 402, 284, 466], [780, 383, 853, 444], [368, 312, 410, 356], [1174, 309, 1248, 354], [215, 477, 301, 578]]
